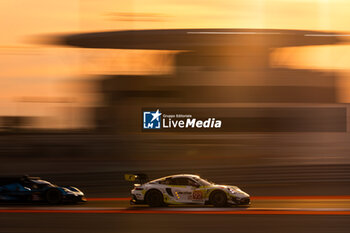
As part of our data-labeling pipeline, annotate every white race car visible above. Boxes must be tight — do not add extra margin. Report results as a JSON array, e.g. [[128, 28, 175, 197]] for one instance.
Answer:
[[125, 174, 250, 207]]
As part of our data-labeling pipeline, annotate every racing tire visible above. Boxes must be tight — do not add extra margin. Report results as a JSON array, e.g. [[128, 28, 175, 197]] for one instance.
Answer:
[[145, 189, 164, 207], [45, 188, 63, 204], [210, 190, 227, 207]]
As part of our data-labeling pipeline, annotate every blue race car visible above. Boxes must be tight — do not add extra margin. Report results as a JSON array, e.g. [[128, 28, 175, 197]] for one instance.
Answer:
[[0, 176, 86, 204]]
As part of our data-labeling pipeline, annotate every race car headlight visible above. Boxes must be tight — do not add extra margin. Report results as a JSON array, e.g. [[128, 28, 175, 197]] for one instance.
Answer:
[[62, 187, 75, 193], [228, 188, 236, 194], [62, 187, 84, 196], [61, 188, 75, 195], [69, 187, 82, 192]]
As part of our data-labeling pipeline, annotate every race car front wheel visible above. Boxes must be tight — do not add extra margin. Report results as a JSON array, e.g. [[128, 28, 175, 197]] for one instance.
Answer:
[[45, 188, 63, 204], [145, 189, 164, 207], [210, 190, 227, 207]]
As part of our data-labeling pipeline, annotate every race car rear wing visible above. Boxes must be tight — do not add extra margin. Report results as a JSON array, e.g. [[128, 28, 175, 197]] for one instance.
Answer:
[[124, 173, 149, 184]]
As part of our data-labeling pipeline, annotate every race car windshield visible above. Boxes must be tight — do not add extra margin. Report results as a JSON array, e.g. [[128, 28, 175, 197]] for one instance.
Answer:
[[193, 177, 214, 186]]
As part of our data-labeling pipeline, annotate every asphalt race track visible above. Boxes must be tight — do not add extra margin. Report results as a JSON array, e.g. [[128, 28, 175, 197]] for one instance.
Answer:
[[1, 167, 349, 232], [1, 197, 350, 233]]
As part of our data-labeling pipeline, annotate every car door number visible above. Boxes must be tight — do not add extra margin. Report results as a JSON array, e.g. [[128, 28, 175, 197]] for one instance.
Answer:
[[192, 190, 203, 200]]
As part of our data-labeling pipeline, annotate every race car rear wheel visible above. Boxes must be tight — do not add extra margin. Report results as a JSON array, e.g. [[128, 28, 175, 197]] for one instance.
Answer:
[[45, 188, 63, 204], [145, 189, 164, 207], [210, 190, 227, 207]]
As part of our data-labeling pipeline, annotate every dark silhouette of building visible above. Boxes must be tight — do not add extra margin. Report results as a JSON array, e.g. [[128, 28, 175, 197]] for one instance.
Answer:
[[60, 29, 347, 133]]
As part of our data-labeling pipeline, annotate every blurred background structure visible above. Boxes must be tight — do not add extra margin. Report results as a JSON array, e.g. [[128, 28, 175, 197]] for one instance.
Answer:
[[1, 0, 350, 198]]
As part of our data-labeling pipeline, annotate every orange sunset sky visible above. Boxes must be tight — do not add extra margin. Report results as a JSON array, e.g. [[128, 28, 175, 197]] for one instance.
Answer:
[[1, 0, 350, 128]]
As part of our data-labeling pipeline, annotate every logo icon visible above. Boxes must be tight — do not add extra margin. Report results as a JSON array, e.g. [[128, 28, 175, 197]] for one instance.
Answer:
[[143, 109, 162, 129]]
